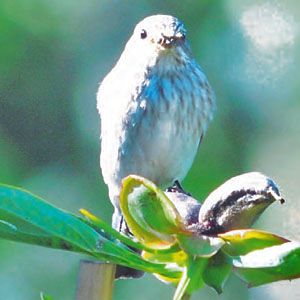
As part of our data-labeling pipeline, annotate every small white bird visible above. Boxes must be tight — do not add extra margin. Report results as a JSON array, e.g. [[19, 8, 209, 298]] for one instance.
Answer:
[[97, 14, 215, 232]]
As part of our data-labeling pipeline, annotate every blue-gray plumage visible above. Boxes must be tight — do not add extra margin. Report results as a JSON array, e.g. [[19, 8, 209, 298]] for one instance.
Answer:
[[97, 15, 215, 231]]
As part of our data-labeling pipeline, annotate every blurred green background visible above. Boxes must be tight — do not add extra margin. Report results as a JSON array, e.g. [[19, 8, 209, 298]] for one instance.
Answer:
[[1, 0, 300, 299]]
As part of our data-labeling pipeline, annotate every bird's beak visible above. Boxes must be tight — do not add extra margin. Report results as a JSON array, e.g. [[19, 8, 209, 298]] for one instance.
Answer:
[[158, 32, 186, 48]]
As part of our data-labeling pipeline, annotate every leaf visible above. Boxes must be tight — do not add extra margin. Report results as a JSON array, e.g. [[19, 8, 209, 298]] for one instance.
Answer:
[[143, 250, 186, 284], [203, 251, 231, 294], [142, 248, 187, 266], [79, 208, 144, 250], [232, 241, 300, 287], [178, 233, 224, 257], [0, 184, 100, 253], [219, 229, 289, 256], [0, 217, 82, 252], [120, 175, 186, 249], [80, 208, 182, 256], [0, 184, 181, 279]]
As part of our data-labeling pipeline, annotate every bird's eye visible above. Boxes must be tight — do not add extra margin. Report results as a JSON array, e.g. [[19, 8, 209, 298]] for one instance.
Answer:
[[140, 29, 147, 39]]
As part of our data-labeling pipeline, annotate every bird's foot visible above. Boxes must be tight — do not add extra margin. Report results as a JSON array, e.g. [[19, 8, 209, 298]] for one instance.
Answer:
[[166, 180, 192, 196]]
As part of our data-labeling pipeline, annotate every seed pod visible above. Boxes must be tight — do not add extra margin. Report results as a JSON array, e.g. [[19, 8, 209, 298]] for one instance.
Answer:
[[165, 190, 201, 229], [197, 172, 284, 235]]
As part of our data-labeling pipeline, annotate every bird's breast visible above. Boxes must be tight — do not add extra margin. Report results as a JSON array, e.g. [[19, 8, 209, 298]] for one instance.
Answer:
[[115, 70, 204, 186], [100, 60, 214, 197]]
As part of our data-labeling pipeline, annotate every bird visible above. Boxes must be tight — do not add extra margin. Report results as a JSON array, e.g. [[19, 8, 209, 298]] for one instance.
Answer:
[[97, 14, 215, 235]]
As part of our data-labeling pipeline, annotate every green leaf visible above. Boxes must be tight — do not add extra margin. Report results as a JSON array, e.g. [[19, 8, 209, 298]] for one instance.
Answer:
[[0, 184, 181, 279], [142, 249, 186, 285], [79, 208, 146, 251], [203, 251, 231, 294], [219, 229, 289, 256], [233, 241, 300, 287], [0, 184, 100, 253], [0, 213, 82, 253], [120, 175, 186, 249], [79, 208, 181, 255], [178, 233, 224, 257]]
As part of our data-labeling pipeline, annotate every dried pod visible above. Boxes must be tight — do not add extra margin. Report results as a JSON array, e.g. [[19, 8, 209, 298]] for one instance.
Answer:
[[197, 172, 284, 235], [165, 184, 201, 228]]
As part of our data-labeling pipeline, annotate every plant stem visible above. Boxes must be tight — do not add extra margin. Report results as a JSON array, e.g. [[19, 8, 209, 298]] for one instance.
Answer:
[[182, 293, 191, 300], [76, 260, 116, 300]]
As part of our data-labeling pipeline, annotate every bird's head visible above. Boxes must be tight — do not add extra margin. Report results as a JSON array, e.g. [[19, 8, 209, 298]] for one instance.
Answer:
[[133, 15, 186, 49], [122, 15, 191, 68]]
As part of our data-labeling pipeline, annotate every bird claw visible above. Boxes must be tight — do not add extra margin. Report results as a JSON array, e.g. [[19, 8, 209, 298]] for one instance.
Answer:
[[166, 180, 192, 196]]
